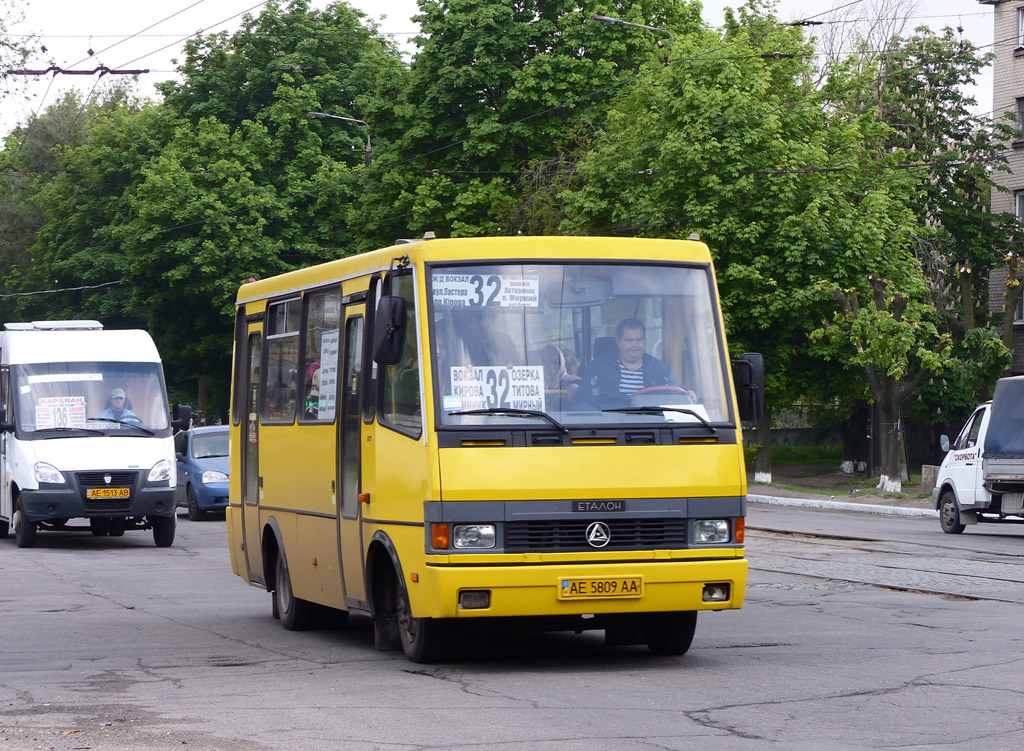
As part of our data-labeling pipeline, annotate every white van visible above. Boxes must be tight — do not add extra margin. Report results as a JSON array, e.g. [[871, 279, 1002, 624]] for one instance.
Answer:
[[0, 321, 191, 548]]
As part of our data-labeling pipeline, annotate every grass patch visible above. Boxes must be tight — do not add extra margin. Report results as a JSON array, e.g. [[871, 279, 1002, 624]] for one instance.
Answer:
[[744, 443, 842, 466]]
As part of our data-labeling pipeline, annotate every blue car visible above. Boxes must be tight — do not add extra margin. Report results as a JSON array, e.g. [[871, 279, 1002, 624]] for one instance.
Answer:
[[174, 426, 229, 520]]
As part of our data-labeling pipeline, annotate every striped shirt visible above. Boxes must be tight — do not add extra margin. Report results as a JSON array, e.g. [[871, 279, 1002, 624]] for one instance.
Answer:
[[617, 359, 644, 395]]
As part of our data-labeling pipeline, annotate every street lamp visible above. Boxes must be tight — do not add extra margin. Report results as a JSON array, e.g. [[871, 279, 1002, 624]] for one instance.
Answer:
[[590, 14, 675, 50], [308, 112, 372, 168]]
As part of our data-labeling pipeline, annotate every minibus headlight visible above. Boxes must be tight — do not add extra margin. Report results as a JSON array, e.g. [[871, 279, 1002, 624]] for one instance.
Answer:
[[452, 524, 496, 549], [695, 519, 730, 544], [202, 470, 228, 484], [148, 459, 172, 483], [34, 462, 65, 485]]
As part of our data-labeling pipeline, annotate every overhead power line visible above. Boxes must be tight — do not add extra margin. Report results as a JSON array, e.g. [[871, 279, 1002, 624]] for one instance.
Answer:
[[5, 65, 149, 76]]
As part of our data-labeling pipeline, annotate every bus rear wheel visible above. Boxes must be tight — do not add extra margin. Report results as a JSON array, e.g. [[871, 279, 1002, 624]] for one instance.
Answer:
[[275, 552, 313, 631], [644, 611, 697, 656], [396, 576, 448, 663]]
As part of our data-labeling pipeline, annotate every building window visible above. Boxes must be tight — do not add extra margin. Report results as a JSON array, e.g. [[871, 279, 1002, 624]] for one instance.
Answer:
[[1016, 191, 1024, 222], [1016, 98, 1024, 135], [1017, 297, 1023, 323], [1019, 8, 1024, 48]]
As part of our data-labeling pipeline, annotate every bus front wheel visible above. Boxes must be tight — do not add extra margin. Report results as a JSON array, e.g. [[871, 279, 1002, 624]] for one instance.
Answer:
[[396, 576, 448, 663], [275, 552, 313, 631], [644, 611, 697, 656]]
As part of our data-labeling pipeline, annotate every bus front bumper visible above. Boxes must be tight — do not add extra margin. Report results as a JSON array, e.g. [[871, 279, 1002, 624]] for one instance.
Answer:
[[408, 555, 748, 620]]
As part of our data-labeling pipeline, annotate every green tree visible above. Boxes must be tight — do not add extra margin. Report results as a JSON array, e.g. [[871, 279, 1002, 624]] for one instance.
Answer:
[[825, 25, 1016, 426], [355, 0, 704, 245], [560, 0, 899, 478]]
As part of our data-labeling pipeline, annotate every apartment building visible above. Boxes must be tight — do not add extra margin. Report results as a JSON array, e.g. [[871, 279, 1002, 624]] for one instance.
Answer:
[[982, 0, 1024, 373]]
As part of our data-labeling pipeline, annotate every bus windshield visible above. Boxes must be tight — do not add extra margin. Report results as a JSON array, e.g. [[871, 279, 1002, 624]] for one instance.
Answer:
[[13, 361, 171, 435], [429, 262, 732, 429]]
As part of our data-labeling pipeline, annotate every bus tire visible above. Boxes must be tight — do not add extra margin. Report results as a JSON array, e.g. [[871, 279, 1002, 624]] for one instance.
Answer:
[[275, 552, 313, 631], [152, 514, 175, 547], [644, 611, 697, 656], [939, 491, 965, 534], [0, 517, 9, 539], [396, 574, 448, 663], [14, 507, 37, 549]]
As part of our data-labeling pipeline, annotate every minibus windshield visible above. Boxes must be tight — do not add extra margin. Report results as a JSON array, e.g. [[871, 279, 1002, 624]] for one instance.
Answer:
[[429, 262, 731, 429], [14, 361, 171, 435]]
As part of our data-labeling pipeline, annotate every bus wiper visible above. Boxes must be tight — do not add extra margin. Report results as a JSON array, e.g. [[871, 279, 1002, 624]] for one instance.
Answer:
[[602, 406, 717, 433], [448, 408, 569, 434], [32, 426, 105, 437], [87, 417, 155, 435]]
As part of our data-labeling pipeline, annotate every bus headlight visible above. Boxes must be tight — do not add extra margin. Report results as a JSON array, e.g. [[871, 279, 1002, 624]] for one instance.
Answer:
[[695, 519, 730, 544], [148, 459, 172, 483], [202, 470, 228, 484], [452, 524, 496, 549], [34, 462, 65, 485]]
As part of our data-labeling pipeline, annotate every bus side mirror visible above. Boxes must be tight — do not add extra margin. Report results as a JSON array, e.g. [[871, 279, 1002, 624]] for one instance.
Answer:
[[733, 353, 764, 422], [171, 403, 192, 432], [372, 295, 407, 365], [940, 434, 950, 453]]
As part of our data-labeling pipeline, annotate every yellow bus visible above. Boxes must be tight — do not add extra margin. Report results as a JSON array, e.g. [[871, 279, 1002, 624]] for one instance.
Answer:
[[226, 235, 763, 662]]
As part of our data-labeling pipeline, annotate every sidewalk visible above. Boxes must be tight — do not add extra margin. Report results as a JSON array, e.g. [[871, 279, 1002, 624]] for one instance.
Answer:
[[746, 464, 938, 518]]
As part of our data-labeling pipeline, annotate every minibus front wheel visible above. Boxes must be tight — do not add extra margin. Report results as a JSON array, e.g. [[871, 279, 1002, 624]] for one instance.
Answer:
[[395, 574, 448, 663], [13, 500, 36, 549]]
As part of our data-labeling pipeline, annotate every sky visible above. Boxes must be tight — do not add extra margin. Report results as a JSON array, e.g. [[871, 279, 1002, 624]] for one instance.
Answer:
[[0, 0, 997, 140]]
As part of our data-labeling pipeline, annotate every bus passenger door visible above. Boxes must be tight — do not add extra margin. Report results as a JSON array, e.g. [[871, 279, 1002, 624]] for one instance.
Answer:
[[240, 330, 265, 585], [338, 312, 367, 608]]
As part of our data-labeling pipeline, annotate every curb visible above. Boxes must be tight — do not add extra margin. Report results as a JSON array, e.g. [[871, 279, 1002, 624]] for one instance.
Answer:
[[748, 493, 938, 518]]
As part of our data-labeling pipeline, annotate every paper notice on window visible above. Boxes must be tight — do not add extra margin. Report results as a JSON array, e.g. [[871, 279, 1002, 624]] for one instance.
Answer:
[[433, 274, 540, 308], [448, 366, 545, 411], [35, 396, 87, 429], [316, 330, 339, 420]]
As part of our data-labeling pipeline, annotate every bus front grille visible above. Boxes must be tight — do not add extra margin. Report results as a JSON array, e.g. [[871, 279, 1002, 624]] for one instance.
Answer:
[[504, 519, 688, 551]]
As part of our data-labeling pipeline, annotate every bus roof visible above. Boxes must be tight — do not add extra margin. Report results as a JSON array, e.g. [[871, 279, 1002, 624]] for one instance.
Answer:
[[0, 327, 162, 365], [236, 236, 713, 305]]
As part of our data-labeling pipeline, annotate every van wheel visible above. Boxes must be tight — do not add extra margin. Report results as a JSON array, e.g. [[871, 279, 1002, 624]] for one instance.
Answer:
[[396, 574, 448, 663], [14, 508, 37, 548], [275, 552, 313, 630], [151, 514, 175, 547], [186, 485, 205, 521], [939, 491, 965, 534], [644, 611, 697, 656]]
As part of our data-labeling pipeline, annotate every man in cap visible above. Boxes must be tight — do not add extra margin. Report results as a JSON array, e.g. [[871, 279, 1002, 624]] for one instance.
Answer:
[[97, 387, 141, 423]]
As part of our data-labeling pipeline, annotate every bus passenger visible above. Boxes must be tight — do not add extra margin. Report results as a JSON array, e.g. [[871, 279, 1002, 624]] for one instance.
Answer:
[[578, 318, 695, 408]]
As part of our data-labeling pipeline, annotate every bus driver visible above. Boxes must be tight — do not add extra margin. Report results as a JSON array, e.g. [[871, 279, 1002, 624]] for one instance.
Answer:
[[579, 318, 696, 408]]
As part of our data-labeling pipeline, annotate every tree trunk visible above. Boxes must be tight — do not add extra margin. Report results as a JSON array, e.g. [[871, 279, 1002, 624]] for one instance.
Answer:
[[753, 406, 772, 483], [876, 401, 903, 493]]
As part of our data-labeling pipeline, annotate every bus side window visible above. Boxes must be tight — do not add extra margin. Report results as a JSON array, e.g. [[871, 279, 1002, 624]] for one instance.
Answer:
[[380, 274, 422, 438], [261, 298, 301, 424]]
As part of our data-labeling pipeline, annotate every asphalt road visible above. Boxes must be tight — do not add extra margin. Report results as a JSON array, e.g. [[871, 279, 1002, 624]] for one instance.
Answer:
[[1, 508, 1023, 750]]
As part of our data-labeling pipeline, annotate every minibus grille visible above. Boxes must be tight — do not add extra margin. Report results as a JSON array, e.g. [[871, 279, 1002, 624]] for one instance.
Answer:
[[504, 519, 689, 551], [76, 471, 138, 487]]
